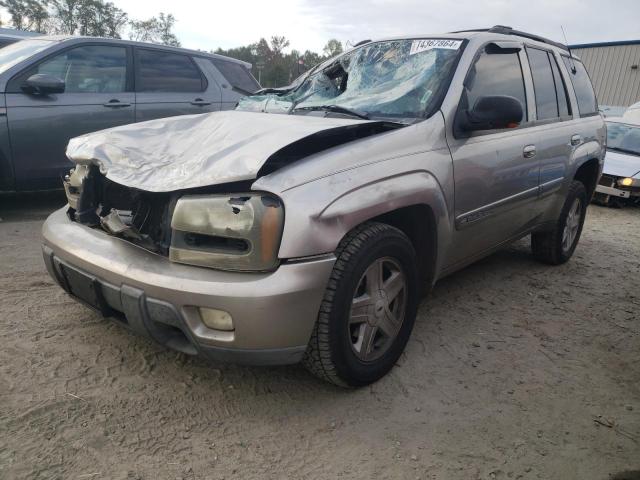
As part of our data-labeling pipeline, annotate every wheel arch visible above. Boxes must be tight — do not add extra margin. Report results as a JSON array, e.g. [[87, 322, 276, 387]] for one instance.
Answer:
[[307, 170, 450, 290], [573, 157, 601, 199], [367, 205, 438, 290]]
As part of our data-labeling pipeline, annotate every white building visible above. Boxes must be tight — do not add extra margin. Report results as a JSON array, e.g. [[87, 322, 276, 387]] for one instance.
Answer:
[[570, 40, 640, 108]]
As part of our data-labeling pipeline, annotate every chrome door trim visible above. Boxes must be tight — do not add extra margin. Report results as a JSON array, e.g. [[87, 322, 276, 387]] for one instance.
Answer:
[[539, 177, 564, 196], [455, 185, 539, 228]]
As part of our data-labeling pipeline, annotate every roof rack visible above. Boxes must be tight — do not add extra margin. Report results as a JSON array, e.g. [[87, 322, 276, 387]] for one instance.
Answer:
[[451, 25, 569, 51]]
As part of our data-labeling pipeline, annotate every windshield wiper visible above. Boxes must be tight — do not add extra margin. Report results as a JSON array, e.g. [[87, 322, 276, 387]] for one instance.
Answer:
[[293, 104, 370, 120], [608, 146, 640, 156]]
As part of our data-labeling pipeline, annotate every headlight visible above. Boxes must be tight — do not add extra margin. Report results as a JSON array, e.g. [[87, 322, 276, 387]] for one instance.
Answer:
[[170, 193, 284, 272], [618, 177, 637, 187]]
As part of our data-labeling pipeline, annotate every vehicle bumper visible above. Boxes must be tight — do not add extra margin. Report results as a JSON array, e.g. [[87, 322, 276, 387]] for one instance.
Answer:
[[42, 208, 335, 366], [595, 184, 633, 198]]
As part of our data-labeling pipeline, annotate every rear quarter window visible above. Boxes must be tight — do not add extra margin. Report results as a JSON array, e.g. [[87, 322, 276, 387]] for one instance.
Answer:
[[561, 57, 598, 116], [210, 59, 260, 94]]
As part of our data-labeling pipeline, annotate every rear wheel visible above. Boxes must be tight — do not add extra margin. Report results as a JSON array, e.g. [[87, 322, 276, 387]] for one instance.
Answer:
[[532, 180, 588, 265], [303, 222, 419, 387]]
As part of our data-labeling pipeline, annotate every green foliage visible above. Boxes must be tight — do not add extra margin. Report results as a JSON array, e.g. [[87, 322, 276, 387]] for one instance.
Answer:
[[46, 0, 127, 37], [215, 37, 342, 88], [129, 12, 180, 47], [0, 0, 49, 32], [323, 38, 343, 57], [0, 0, 178, 43]]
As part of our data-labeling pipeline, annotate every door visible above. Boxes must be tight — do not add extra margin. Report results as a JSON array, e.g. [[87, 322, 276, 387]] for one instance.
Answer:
[[525, 47, 576, 210], [134, 48, 220, 122], [446, 44, 541, 266], [5, 44, 134, 189]]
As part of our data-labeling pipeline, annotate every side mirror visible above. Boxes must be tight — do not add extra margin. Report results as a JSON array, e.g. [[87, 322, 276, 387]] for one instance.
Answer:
[[22, 74, 65, 95], [461, 95, 523, 132]]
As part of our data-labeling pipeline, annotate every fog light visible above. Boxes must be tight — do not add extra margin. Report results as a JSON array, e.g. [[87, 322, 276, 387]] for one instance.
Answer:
[[199, 308, 234, 331], [619, 177, 633, 187]]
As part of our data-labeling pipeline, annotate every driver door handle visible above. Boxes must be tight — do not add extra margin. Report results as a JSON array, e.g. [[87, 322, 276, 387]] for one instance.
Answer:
[[103, 99, 131, 108], [523, 144, 536, 158], [191, 98, 212, 106]]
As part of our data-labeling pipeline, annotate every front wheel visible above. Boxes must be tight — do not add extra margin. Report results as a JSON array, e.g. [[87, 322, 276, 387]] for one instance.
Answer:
[[532, 180, 588, 265], [303, 222, 419, 387]]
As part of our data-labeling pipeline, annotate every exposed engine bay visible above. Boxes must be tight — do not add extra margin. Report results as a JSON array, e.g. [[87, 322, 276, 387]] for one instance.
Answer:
[[65, 165, 175, 255]]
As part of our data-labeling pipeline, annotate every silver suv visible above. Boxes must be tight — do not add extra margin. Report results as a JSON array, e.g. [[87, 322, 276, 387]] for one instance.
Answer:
[[42, 26, 605, 386]]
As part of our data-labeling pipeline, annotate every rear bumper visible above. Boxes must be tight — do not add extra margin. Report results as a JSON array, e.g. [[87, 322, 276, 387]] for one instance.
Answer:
[[42, 208, 335, 365]]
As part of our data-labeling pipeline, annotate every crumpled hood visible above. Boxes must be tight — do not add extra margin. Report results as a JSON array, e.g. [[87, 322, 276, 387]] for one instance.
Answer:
[[66, 110, 375, 192], [603, 149, 640, 178]]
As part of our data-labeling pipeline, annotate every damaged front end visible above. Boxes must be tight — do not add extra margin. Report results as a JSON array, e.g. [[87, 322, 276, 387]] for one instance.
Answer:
[[63, 166, 285, 272], [64, 165, 174, 255]]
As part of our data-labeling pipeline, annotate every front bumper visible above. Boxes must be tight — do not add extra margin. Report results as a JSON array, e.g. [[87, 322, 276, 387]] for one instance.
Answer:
[[596, 174, 640, 198], [42, 208, 335, 365]]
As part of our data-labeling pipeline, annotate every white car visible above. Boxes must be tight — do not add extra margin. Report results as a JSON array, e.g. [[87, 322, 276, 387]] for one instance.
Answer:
[[595, 118, 640, 206], [623, 101, 640, 123]]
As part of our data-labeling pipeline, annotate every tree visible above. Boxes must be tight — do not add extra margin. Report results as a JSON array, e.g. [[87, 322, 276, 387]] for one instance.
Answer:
[[50, 0, 127, 37], [269, 35, 289, 57], [323, 38, 343, 58], [129, 12, 180, 46], [0, 0, 50, 32]]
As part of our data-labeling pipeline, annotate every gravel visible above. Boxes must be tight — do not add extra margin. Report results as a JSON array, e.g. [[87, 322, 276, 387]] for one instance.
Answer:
[[1, 192, 638, 479]]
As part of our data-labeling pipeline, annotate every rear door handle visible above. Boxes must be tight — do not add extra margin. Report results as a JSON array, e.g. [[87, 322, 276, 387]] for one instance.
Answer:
[[191, 98, 212, 106], [523, 145, 536, 158], [103, 99, 131, 108], [571, 134, 582, 146]]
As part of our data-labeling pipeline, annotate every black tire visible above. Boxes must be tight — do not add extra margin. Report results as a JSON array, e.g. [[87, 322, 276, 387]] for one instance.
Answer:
[[302, 222, 419, 387], [531, 180, 588, 265]]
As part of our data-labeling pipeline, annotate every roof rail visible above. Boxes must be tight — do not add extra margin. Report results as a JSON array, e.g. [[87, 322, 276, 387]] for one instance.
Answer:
[[451, 25, 569, 51]]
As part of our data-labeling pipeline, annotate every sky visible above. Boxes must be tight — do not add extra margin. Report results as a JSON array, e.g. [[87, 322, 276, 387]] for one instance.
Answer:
[[1, 0, 638, 52], [108, 0, 640, 52]]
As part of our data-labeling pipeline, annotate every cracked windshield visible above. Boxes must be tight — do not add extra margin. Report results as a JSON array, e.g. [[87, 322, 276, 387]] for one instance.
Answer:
[[237, 38, 463, 121]]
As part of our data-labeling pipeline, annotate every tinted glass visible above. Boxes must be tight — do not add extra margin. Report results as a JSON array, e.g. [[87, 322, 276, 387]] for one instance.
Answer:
[[12, 45, 127, 93], [466, 51, 527, 120], [562, 57, 597, 116], [549, 53, 570, 117], [211, 59, 260, 93], [0, 39, 52, 75], [527, 48, 558, 120], [138, 49, 203, 92]]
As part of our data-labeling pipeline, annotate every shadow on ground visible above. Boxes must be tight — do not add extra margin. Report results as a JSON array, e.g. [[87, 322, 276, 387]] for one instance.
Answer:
[[0, 190, 67, 222]]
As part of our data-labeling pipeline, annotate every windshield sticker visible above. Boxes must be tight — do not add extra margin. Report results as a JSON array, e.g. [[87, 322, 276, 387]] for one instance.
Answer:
[[409, 39, 462, 55]]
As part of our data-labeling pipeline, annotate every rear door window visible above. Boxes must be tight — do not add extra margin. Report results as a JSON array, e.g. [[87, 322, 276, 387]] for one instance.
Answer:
[[561, 57, 598, 116], [136, 49, 205, 92], [526, 47, 560, 120], [210, 59, 260, 93], [465, 49, 527, 121]]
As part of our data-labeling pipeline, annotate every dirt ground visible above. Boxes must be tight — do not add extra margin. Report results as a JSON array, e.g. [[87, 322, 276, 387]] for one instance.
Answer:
[[0, 192, 638, 480]]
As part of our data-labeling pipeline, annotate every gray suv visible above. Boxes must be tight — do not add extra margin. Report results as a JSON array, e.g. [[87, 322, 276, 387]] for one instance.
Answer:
[[0, 36, 259, 191], [42, 26, 605, 386]]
